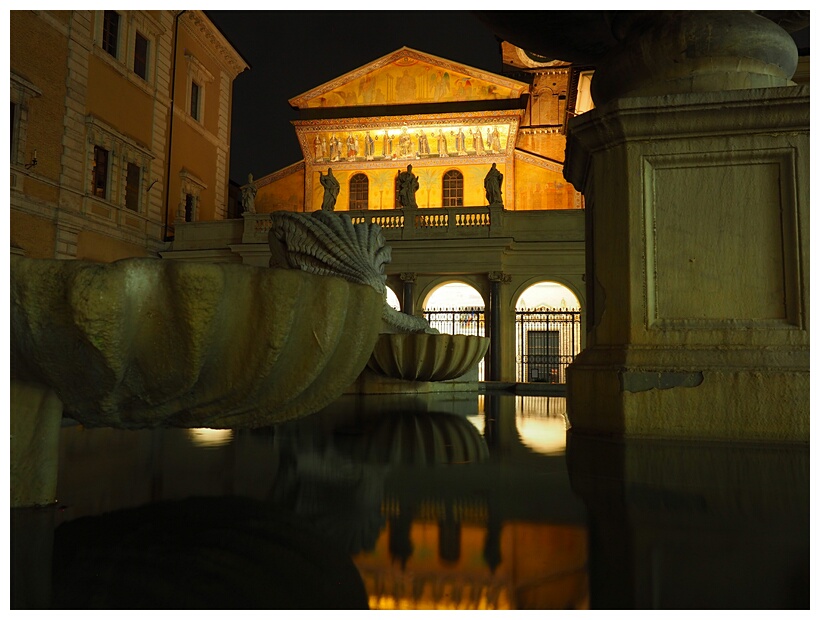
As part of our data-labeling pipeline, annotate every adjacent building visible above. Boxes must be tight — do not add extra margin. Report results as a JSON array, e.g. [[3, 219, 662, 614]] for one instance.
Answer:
[[10, 10, 248, 261]]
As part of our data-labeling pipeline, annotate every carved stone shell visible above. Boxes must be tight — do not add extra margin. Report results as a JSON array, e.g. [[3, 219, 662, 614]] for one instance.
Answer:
[[269, 211, 390, 294], [367, 333, 490, 382], [10, 256, 384, 429]]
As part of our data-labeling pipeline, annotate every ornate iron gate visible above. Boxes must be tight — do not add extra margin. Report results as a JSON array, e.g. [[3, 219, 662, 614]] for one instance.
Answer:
[[423, 306, 486, 380], [515, 310, 581, 384]]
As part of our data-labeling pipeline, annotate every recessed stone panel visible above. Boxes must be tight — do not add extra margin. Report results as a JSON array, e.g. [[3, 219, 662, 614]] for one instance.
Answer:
[[645, 151, 797, 326]]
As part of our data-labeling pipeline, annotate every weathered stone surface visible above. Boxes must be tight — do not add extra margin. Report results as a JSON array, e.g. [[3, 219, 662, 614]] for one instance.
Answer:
[[10, 380, 63, 507], [367, 333, 490, 382], [10, 255, 384, 429], [563, 84, 809, 443]]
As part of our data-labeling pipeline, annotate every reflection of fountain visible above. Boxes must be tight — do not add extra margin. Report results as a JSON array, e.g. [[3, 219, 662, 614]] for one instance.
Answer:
[[268, 404, 490, 558]]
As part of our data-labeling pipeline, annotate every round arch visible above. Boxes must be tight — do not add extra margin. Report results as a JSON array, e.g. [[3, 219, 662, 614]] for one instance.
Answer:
[[421, 278, 487, 380], [385, 285, 401, 311], [420, 277, 487, 311], [510, 277, 584, 312], [512, 279, 584, 385]]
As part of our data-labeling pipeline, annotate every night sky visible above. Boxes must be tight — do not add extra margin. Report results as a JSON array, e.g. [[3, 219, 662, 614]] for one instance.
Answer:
[[206, 11, 505, 184]]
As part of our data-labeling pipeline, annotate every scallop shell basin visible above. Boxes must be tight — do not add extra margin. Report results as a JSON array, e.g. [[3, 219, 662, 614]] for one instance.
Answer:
[[367, 333, 490, 382], [10, 255, 384, 429]]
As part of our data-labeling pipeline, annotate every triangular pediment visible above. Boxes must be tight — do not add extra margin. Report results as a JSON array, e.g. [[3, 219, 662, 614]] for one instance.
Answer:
[[289, 47, 528, 109]]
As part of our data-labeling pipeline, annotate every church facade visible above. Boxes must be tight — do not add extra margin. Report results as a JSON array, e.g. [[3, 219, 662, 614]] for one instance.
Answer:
[[165, 45, 592, 383]]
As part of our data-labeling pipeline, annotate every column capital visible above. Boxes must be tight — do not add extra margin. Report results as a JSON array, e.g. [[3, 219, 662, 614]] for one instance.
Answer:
[[400, 272, 417, 282], [488, 271, 511, 284]]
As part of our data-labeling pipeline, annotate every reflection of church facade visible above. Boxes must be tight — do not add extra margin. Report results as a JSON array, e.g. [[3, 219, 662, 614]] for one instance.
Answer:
[[165, 44, 593, 382]]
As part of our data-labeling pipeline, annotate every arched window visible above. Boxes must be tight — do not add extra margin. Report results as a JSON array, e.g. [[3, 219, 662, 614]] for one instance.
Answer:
[[442, 170, 463, 207], [349, 173, 369, 210]]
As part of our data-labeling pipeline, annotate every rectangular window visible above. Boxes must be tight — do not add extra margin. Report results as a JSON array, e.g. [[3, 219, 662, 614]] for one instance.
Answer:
[[133, 32, 149, 80], [92, 146, 109, 198], [102, 11, 120, 58], [184, 193, 194, 222], [125, 162, 141, 211], [190, 81, 200, 120]]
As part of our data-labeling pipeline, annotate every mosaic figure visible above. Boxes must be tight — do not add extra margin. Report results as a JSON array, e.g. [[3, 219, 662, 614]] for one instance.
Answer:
[[472, 128, 485, 155], [437, 130, 449, 158], [399, 128, 412, 158], [453, 128, 467, 155], [329, 134, 339, 162], [418, 132, 430, 156], [347, 135, 357, 160], [489, 126, 502, 153], [364, 132, 375, 161], [383, 131, 393, 158], [396, 69, 416, 102]]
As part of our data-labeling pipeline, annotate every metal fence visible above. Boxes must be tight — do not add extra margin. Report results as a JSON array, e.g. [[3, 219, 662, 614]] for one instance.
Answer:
[[423, 307, 486, 380], [515, 310, 582, 384]]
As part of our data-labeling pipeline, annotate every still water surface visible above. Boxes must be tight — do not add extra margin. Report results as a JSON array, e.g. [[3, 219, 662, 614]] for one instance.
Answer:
[[11, 393, 809, 609]]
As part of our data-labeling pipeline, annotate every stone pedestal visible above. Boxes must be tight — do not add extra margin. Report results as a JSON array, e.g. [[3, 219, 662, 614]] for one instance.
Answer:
[[10, 380, 63, 507], [565, 86, 809, 441]]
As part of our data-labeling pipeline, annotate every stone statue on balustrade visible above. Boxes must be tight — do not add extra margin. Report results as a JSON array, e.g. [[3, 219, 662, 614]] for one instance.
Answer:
[[484, 163, 503, 206], [397, 164, 419, 209], [319, 168, 340, 211], [241, 173, 257, 214]]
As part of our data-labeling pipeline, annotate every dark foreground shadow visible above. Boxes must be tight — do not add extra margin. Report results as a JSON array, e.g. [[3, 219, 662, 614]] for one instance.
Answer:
[[45, 496, 369, 609]]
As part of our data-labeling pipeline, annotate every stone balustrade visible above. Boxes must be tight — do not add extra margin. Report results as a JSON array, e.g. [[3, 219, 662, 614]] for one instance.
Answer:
[[239, 205, 504, 244]]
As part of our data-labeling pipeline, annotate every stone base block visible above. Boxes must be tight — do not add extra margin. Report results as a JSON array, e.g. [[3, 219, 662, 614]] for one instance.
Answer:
[[567, 359, 809, 443]]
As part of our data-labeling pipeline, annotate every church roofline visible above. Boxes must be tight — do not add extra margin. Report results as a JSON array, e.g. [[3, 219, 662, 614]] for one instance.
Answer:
[[288, 46, 529, 109]]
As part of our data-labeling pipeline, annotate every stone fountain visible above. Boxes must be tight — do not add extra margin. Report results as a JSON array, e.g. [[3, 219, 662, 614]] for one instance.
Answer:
[[11, 210, 489, 506]]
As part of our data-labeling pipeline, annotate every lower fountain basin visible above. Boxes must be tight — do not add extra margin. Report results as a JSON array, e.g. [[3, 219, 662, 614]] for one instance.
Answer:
[[366, 332, 490, 382]]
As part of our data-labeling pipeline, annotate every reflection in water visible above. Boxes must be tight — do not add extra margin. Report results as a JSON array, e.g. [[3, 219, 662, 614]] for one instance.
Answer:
[[187, 427, 233, 447], [11, 393, 808, 609], [470, 395, 568, 456], [50, 496, 368, 609]]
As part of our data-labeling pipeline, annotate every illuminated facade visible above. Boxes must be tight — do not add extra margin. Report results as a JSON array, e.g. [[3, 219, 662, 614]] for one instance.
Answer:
[[254, 46, 583, 215], [165, 45, 591, 383], [9, 10, 248, 261]]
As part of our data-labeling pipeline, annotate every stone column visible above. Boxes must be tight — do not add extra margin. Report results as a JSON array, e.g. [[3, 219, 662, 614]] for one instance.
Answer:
[[564, 11, 809, 442], [487, 271, 511, 382], [400, 272, 416, 316]]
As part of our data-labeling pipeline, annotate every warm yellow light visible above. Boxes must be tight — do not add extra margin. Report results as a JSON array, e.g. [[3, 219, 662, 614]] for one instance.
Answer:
[[516, 416, 567, 455], [187, 427, 233, 447]]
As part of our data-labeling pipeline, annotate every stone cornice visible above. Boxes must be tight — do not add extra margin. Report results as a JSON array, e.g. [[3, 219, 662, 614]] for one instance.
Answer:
[[256, 161, 306, 189], [289, 46, 528, 109], [183, 10, 249, 78], [565, 85, 810, 190], [514, 149, 564, 173]]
